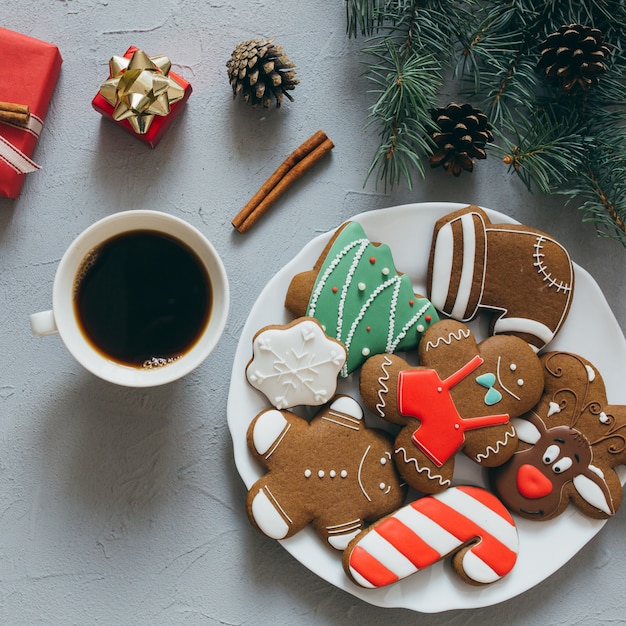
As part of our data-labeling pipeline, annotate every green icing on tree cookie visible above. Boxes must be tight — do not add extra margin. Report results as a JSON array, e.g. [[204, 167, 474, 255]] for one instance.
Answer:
[[306, 221, 438, 375]]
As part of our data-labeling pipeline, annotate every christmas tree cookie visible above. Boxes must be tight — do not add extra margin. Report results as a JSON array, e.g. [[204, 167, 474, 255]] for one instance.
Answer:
[[285, 221, 439, 376]]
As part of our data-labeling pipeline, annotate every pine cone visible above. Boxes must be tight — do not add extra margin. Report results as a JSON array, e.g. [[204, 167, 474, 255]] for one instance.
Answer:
[[226, 38, 299, 108], [428, 103, 493, 177], [537, 24, 611, 94]]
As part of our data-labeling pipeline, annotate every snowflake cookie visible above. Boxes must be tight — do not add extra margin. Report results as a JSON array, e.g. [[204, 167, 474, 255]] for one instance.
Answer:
[[246, 317, 347, 409]]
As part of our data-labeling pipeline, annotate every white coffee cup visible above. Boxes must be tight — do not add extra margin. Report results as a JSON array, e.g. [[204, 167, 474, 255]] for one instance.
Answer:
[[30, 210, 230, 387]]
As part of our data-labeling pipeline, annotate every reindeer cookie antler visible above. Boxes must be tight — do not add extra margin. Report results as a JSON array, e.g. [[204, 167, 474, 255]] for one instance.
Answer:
[[491, 352, 626, 520]]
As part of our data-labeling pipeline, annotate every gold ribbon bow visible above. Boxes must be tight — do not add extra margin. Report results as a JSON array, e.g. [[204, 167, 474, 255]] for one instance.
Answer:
[[99, 49, 185, 135]]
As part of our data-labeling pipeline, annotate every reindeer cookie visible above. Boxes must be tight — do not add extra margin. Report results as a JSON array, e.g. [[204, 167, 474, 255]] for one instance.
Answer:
[[491, 352, 626, 520], [246, 396, 406, 549], [359, 320, 544, 493], [285, 221, 439, 376], [427, 206, 574, 352]]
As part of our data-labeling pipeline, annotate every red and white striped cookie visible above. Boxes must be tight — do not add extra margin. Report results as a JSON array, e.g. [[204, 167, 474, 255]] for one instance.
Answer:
[[343, 485, 518, 588]]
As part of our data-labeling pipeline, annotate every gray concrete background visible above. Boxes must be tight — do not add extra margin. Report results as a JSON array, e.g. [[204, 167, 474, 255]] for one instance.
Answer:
[[1, 1, 625, 624]]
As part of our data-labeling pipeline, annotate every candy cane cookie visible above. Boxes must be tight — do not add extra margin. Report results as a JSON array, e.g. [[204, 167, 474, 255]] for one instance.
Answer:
[[343, 485, 519, 588]]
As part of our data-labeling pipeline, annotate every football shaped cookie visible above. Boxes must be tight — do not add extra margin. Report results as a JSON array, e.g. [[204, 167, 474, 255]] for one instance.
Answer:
[[491, 351, 626, 520], [285, 221, 438, 376], [427, 205, 574, 352], [359, 320, 544, 493], [246, 396, 407, 549]]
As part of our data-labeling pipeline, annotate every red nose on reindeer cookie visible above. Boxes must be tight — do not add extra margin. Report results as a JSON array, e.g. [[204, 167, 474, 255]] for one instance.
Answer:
[[427, 206, 574, 352], [359, 320, 544, 493], [246, 396, 407, 549], [491, 352, 626, 520]]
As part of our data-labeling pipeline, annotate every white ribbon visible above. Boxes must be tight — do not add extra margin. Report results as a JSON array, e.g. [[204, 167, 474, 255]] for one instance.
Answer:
[[0, 113, 42, 174]]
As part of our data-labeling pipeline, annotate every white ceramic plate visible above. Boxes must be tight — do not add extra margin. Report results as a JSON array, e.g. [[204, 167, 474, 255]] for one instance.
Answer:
[[227, 202, 626, 612]]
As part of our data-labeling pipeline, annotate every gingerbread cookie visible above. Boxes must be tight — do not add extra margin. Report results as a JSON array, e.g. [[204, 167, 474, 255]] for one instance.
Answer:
[[491, 352, 626, 520], [427, 205, 574, 352], [359, 320, 544, 493], [246, 317, 347, 409], [285, 221, 439, 376], [343, 485, 519, 588], [246, 395, 407, 549]]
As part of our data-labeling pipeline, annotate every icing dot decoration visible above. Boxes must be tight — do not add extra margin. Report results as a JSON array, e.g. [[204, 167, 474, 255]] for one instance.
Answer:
[[379, 483, 386, 490], [510, 363, 517, 371], [341, 470, 348, 478], [318, 470, 325, 478], [358, 282, 366, 291], [517, 379, 524, 386], [362, 347, 371, 357], [304, 469, 311, 478], [330, 470, 336, 478], [417, 324, 425, 333]]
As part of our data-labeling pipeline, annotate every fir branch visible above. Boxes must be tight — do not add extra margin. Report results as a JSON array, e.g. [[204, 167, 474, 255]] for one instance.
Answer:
[[356, 1, 468, 189], [364, 38, 441, 188], [494, 106, 589, 193], [344, 0, 626, 242]]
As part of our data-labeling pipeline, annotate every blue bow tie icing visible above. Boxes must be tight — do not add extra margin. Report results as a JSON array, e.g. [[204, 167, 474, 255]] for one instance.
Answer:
[[475, 372, 502, 405]]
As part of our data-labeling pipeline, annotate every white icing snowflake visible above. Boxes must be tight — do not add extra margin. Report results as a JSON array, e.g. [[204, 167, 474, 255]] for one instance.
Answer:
[[246, 319, 347, 409]]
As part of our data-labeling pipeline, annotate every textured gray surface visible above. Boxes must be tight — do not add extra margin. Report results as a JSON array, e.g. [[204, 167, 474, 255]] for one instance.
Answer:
[[1, 2, 625, 624]]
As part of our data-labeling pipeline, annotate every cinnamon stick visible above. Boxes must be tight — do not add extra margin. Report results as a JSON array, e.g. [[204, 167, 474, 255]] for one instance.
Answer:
[[0, 101, 30, 125], [232, 130, 334, 233]]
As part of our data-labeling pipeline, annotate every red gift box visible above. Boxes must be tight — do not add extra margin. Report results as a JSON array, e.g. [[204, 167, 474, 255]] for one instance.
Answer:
[[0, 28, 62, 199], [92, 46, 192, 148]]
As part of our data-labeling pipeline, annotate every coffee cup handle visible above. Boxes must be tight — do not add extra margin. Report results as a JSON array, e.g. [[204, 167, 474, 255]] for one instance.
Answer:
[[30, 310, 59, 337]]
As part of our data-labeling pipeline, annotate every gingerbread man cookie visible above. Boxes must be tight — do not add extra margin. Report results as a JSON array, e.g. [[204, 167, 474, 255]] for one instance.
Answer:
[[359, 320, 544, 493], [285, 221, 439, 376], [246, 395, 407, 549], [427, 205, 574, 352], [491, 352, 626, 520]]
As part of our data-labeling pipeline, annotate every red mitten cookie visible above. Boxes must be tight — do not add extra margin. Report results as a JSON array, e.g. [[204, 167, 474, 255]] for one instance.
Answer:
[[360, 320, 544, 493], [246, 395, 407, 549], [491, 352, 626, 520], [427, 205, 574, 352], [343, 485, 519, 588], [285, 221, 439, 376]]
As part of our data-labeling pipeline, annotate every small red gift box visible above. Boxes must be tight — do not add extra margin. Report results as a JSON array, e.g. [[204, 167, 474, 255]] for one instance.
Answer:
[[0, 28, 62, 199], [92, 46, 192, 148]]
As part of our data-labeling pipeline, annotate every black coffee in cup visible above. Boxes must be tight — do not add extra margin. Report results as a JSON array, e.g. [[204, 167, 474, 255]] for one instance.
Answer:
[[73, 230, 212, 368]]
